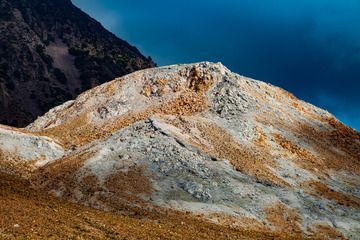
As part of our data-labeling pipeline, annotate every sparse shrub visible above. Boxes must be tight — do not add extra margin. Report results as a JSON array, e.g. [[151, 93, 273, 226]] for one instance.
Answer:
[[35, 44, 53, 67], [53, 68, 67, 84], [30, 91, 36, 99], [5, 80, 15, 90]]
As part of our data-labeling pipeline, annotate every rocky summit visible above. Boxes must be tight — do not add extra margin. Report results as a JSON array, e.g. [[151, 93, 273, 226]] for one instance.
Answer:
[[1, 62, 360, 239]]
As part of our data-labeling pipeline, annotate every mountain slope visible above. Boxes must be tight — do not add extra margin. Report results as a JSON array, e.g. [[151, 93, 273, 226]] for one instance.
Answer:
[[0, 0, 155, 126], [1, 62, 359, 239], [2, 171, 286, 240]]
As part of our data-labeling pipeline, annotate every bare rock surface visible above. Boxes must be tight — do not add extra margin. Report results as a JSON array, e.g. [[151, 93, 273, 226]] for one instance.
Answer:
[[1, 62, 360, 239], [0, 125, 64, 168]]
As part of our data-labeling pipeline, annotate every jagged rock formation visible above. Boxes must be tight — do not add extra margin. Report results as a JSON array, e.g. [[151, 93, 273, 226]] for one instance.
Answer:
[[1, 62, 360, 239], [0, 0, 155, 127]]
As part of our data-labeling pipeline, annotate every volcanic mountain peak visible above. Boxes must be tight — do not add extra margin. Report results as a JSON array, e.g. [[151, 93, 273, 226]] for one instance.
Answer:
[[1, 62, 360, 239]]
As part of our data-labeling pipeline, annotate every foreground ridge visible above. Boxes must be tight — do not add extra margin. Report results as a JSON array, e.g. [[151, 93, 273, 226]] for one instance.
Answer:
[[1, 62, 359, 239]]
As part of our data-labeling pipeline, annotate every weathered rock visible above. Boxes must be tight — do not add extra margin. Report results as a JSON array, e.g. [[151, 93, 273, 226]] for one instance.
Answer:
[[1, 62, 360, 239]]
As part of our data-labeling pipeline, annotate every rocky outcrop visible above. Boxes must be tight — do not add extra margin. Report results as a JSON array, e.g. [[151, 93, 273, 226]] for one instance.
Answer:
[[1, 62, 359, 239], [0, 0, 155, 127]]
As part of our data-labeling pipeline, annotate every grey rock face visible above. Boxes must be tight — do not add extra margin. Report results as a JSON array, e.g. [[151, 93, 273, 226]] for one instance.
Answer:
[[1, 62, 360, 239]]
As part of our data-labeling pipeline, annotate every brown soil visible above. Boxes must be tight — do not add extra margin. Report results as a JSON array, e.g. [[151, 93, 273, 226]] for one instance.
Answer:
[[33, 66, 217, 149], [141, 77, 171, 97], [309, 223, 346, 240], [321, 116, 359, 165], [254, 126, 271, 148], [31, 147, 153, 212], [265, 202, 303, 237], [0, 124, 27, 133], [257, 94, 360, 176], [208, 213, 269, 232], [273, 134, 316, 163], [31, 150, 97, 199], [0, 171, 295, 240], [166, 117, 290, 187], [300, 180, 360, 208], [297, 119, 360, 176], [257, 84, 324, 123], [2, 68, 358, 239], [272, 133, 328, 177], [105, 166, 154, 204], [256, 102, 360, 182], [37, 90, 209, 149], [0, 150, 33, 176], [290, 101, 324, 122], [188, 66, 214, 93]]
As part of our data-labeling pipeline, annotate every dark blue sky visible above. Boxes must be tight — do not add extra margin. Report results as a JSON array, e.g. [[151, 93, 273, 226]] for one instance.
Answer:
[[72, 0, 360, 130]]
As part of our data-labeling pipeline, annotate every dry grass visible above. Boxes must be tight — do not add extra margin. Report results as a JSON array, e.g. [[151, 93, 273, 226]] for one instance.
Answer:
[[166, 117, 290, 187], [254, 126, 271, 148], [272, 133, 327, 177], [256, 100, 360, 186], [0, 124, 28, 133], [0, 172, 295, 240], [37, 90, 209, 149], [1, 67, 358, 239], [265, 202, 303, 237], [300, 180, 360, 208], [290, 102, 324, 122], [105, 166, 154, 203], [253, 86, 359, 176], [31, 150, 97, 198], [34, 67, 216, 149], [297, 119, 360, 176], [31, 147, 154, 212], [324, 117, 360, 161], [0, 150, 34, 177], [208, 213, 269, 232], [34, 112, 92, 149], [309, 223, 346, 240], [196, 122, 288, 186]]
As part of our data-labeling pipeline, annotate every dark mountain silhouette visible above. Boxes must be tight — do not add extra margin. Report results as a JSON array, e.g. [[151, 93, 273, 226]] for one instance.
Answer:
[[0, 0, 155, 126]]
